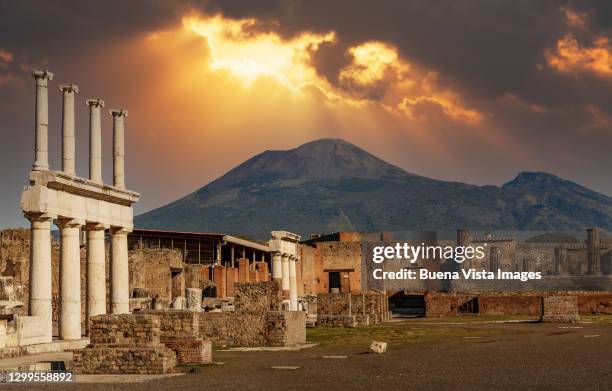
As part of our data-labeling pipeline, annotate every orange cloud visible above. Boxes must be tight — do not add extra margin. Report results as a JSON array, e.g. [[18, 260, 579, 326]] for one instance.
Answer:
[[179, 13, 481, 124], [0, 49, 13, 68], [546, 7, 612, 77], [561, 6, 588, 30], [547, 34, 612, 77]]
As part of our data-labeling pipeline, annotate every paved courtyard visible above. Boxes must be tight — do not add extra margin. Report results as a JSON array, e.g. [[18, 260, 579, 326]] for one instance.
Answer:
[[4, 319, 611, 390]]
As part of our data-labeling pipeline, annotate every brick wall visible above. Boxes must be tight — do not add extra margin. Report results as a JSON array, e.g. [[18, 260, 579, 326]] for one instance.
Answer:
[[577, 294, 612, 314]]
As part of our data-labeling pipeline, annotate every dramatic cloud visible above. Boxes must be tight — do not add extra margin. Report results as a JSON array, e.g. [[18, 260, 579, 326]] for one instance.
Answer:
[[0, 1, 611, 228]]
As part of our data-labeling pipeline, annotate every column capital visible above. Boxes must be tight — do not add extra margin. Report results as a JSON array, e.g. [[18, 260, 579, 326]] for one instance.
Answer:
[[24, 213, 55, 223], [58, 84, 79, 93], [85, 222, 107, 231], [110, 227, 131, 235], [32, 70, 53, 81], [86, 98, 105, 108], [55, 217, 84, 229], [110, 109, 128, 118]]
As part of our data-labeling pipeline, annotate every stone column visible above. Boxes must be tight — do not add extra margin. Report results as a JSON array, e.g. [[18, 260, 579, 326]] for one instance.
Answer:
[[281, 254, 290, 299], [587, 228, 601, 275], [32, 71, 53, 171], [26, 213, 54, 341], [289, 256, 298, 311], [186, 288, 202, 312], [271, 252, 282, 282], [57, 218, 82, 340], [87, 99, 105, 184], [86, 223, 106, 323], [59, 84, 78, 176], [110, 109, 128, 189], [110, 227, 130, 314]]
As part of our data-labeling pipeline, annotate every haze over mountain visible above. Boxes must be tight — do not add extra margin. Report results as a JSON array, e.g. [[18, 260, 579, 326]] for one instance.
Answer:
[[135, 139, 612, 239]]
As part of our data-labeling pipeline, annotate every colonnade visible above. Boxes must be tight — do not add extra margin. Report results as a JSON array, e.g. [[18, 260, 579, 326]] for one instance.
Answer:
[[26, 71, 135, 341], [270, 231, 301, 311]]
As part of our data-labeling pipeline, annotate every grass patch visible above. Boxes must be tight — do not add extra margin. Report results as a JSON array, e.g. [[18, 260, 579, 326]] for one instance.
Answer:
[[307, 322, 500, 347]]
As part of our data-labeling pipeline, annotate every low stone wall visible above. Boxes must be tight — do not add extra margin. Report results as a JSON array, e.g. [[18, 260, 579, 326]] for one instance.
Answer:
[[73, 314, 176, 374], [73, 345, 176, 374], [316, 292, 389, 327], [542, 296, 580, 322], [479, 296, 541, 316], [424, 291, 612, 317], [577, 294, 612, 315]]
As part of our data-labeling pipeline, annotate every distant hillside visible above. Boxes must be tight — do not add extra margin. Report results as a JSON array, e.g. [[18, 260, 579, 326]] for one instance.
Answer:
[[136, 138, 612, 239]]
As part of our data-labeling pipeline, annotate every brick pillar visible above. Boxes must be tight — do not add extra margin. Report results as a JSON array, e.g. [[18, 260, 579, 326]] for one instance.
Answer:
[[225, 267, 236, 297], [238, 258, 250, 282], [213, 266, 227, 298]]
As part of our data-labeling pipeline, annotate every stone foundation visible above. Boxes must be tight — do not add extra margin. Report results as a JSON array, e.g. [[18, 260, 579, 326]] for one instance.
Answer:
[[73, 314, 176, 374], [73, 345, 176, 374]]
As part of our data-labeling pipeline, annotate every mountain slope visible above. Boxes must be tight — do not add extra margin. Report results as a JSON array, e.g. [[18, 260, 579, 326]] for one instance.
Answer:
[[135, 139, 612, 239]]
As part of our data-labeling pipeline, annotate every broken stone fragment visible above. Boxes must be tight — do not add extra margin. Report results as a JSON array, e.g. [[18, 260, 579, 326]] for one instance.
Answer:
[[370, 341, 387, 354]]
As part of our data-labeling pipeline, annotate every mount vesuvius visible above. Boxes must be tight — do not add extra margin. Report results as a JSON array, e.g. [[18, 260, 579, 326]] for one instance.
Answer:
[[135, 139, 612, 239]]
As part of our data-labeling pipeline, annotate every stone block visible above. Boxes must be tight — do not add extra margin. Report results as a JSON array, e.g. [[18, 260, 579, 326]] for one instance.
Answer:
[[370, 341, 387, 354], [542, 296, 580, 323], [186, 288, 202, 312]]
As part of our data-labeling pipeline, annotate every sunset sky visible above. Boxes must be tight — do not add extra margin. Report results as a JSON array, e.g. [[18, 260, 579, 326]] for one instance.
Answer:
[[1, 0, 611, 228]]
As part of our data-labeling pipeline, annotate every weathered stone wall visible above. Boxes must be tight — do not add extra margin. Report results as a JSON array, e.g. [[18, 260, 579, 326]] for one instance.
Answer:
[[317, 293, 352, 316], [234, 281, 281, 312], [577, 294, 612, 314], [141, 310, 211, 364], [542, 296, 579, 322], [89, 314, 161, 345], [199, 312, 268, 347], [142, 310, 199, 339], [73, 314, 176, 374], [424, 291, 612, 317], [479, 295, 541, 316], [130, 247, 183, 300], [316, 292, 389, 327], [266, 311, 307, 347]]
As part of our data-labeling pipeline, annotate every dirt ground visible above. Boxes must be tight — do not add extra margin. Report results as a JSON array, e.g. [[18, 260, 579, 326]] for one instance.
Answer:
[[6, 319, 612, 391]]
